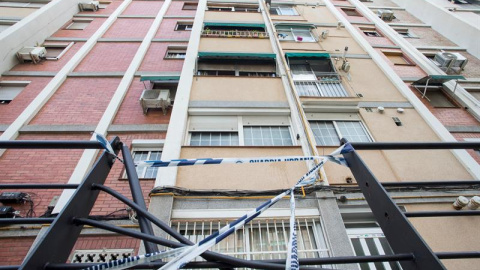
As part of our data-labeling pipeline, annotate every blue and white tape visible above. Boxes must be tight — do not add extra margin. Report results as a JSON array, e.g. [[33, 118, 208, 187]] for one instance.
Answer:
[[286, 189, 298, 270], [159, 145, 351, 269], [82, 247, 189, 270], [94, 133, 115, 155]]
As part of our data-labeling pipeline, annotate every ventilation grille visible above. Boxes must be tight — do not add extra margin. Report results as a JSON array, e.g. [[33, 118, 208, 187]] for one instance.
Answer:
[[365, 108, 373, 112], [70, 249, 134, 263]]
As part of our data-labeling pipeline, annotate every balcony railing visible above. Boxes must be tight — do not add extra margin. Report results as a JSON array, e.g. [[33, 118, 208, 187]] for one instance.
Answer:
[[201, 30, 269, 39], [293, 73, 348, 97]]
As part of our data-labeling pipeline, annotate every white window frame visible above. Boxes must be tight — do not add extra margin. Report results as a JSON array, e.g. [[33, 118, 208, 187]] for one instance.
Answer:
[[0, 81, 29, 104], [393, 28, 416, 38], [175, 21, 193, 31], [43, 42, 74, 60], [66, 18, 93, 30], [277, 27, 316, 43], [187, 116, 295, 146], [170, 208, 330, 261], [125, 140, 163, 179], [308, 113, 374, 146], [164, 46, 187, 59], [270, 6, 298, 16]]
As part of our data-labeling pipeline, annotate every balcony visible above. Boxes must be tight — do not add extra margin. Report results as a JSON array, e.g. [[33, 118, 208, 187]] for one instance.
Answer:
[[201, 29, 269, 39], [294, 73, 348, 97]]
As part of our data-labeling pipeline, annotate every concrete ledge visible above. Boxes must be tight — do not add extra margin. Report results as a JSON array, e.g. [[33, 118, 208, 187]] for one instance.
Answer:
[[135, 71, 182, 76], [372, 44, 401, 49], [2, 71, 57, 77], [109, 124, 168, 132], [330, 53, 371, 59], [415, 45, 467, 51], [446, 126, 480, 133], [68, 72, 125, 77], [45, 37, 89, 42], [367, 6, 405, 10], [189, 101, 290, 108], [74, 14, 110, 18], [163, 15, 195, 19], [98, 38, 143, 42], [358, 101, 413, 108], [387, 23, 431, 28], [151, 38, 190, 42], [118, 15, 156, 18]]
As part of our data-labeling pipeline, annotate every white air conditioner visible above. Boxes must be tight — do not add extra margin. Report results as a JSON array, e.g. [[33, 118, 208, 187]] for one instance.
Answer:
[[140, 89, 171, 115], [79, 1, 99, 11], [16, 47, 47, 64], [434, 52, 468, 73], [377, 9, 395, 21]]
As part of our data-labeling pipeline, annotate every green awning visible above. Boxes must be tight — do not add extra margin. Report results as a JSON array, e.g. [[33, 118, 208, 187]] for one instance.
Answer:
[[275, 23, 315, 29], [412, 75, 466, 86], [140, 75, 180, 82], [285, 52, 330, 59], [198, 52, 276, 59], [204, 22, 265, 28]]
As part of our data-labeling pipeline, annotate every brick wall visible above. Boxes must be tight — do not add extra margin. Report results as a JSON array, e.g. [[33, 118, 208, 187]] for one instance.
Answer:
[[102, 19, 154, 39], [0, 237, 35, 266], [52, 18, 107, 39], [74, 42, 140, 72], [70, 235, 141, 259], [79, 0, 123, 16], [354, 25, 396, 47], [0, 76, 51, 125], [30, 77, 121, 125], [155, 19, 192, 39], [165, 1, 196, 16], [138, 42, 186, 72], [122, 1, 164, 16]]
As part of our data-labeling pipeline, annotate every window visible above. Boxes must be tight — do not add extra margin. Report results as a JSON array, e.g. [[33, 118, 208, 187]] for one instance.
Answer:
[[424, 89, 458, 108], [170, 217, 329, 260], [190, 132, 239, 146], [132, 150, 162, 178], [277, 27, 316, 42], [165, 46, 187, 59], [382, 51, 414, 66], [188, 116, 294, 146], [206, 4, 259, 12], [289, 58, 348, 97], [465, 87, 480, 102], [0, 81, 29, 104], [98, 1, 112, 9], [197, 58, 276, 77], [43, 42, 74, 60], [309, 119, 372, 146], [342, 206, 402, 270], [360, 27, 382, 37], [342, 8, 362, 17], [175, 22, 193, 31], [394, 28, 415, 38], [66, 19, 92, 30], [182, 2, 197, 10], [270, 6, 298, 15]]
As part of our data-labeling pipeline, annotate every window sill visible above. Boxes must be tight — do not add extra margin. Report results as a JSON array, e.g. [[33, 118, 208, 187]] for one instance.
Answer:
[[393, 63, 416, 66], [118, 177, 156, 181]]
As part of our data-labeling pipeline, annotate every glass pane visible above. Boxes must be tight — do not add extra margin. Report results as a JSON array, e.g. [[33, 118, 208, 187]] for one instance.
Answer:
[[337, 121, 372, 143], [190, 132, 239, 146], [310, 121, 340, 146], [244, 126, 292, 146], [133, 151, 148, 177]]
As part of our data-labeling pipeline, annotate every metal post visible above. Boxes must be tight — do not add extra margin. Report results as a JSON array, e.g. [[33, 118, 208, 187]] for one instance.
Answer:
[[19, 137, 122, 270], [341, 139, 446, 270], [121, 145, 158, 253]]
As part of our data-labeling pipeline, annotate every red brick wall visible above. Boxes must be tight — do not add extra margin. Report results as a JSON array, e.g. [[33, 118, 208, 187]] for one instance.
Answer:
[[376, 48, 427, 78], [52, 18, 107, 39], [353, 26, 396, 47], [102, 19, 154, 39], [0, 76, 51, 125], [113, 79, 172, 125], [166, 1, 196, 16], [454, 133, 480, 164], [0, 134, 88, 217], [336, 6, 370, 23], [10, 42, 84, 72], [74, 42, 140, 72], [0, 237, 35, 266], [30, 77, 121, 125], [71, 235, 141, 259], [155, 19, 192, 39], [122, 1, 164, 16], [138, 42, 186, 72], [79, 0, 123, 15]]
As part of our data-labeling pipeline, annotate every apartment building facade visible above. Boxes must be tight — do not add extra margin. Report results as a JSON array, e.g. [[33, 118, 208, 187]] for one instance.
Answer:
[[0, 0, 479, 269]]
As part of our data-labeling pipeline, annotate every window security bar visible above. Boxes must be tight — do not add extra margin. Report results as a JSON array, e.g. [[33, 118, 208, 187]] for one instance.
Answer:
[[201, 30, 269, 38], [0, 139, 479, 269]]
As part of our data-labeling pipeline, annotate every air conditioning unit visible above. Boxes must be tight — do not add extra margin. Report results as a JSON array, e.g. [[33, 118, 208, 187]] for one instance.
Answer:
[[140, 89, 171, 115], [377, 9, 395, 21], [16, 47, 47, 64], [434, 52, 468, 73], [79, 1, 99, 11]]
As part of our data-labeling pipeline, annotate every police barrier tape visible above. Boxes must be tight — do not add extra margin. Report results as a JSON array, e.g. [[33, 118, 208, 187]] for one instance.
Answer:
[[82, 247, 189, 270], [86, 144, 352, 270], [159, 144, 352, 269], [286, 189, 298, 270]]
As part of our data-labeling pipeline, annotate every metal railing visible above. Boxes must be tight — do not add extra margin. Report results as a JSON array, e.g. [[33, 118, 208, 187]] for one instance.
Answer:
[[201, 30, 269, 38]]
